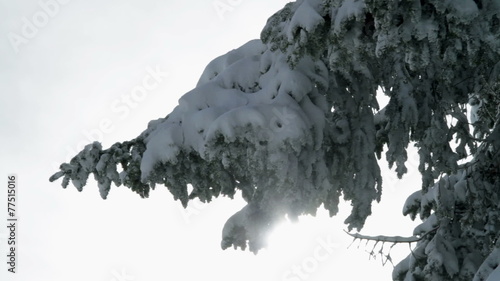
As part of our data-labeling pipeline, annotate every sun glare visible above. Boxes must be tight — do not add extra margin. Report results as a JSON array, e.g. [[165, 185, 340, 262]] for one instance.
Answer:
[[266, 213, 344, 256]]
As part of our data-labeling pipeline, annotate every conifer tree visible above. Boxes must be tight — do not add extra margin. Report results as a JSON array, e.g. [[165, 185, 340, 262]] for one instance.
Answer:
[[50, 0, 500, 279]]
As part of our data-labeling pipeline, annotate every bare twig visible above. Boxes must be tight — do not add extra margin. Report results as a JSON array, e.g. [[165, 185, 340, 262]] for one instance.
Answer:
[[344, 226, 439, 244]]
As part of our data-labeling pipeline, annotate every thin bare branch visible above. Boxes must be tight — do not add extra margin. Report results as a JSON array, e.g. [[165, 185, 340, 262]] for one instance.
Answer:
[[344, 226, 439, 244]]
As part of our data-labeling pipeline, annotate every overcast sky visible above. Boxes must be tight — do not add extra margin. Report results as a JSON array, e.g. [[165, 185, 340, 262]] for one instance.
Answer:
[[0, 1, 421, 280]]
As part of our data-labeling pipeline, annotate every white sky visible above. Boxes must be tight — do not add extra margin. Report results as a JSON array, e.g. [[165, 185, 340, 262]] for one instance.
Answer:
[[0, 1, 421, 280]]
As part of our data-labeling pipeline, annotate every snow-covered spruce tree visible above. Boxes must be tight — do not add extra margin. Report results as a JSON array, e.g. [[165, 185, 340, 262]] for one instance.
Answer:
[[50, 0, 500, 279]]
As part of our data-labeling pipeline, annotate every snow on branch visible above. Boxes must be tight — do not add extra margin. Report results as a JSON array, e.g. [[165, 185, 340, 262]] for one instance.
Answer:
[[344, 227, 439, 266], [344, 227, 439, 244]]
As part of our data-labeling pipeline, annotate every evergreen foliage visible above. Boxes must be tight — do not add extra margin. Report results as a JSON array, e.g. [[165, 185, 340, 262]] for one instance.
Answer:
[[50, 0, 500, 279]]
